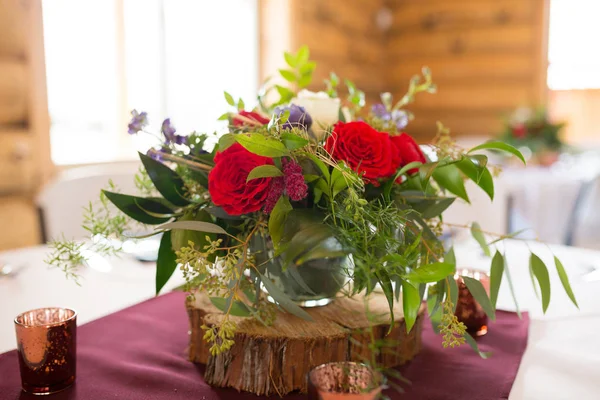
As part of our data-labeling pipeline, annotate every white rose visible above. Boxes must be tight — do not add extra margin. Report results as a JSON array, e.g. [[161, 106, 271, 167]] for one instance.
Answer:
[[293, 90, 340, 140]]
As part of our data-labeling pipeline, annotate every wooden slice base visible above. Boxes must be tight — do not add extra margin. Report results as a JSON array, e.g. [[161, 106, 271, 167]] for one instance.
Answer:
[[186, 292, 426, 396]]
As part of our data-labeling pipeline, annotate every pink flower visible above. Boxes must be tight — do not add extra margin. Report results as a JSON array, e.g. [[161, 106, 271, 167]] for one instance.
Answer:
[[283, 159, 308, 202]]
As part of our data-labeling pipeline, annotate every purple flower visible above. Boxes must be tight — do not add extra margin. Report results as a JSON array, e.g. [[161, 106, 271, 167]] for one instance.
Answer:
[[128, 110, 148, 135], [147, 148, 165, 161], [274, 104, 312, 130], [371, 104, 409, 130], [371, 104, 389, 120], [161, 118, 187, 145]]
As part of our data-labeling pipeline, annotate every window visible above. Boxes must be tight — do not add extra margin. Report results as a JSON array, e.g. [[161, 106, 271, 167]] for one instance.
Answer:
[[547, 0, 600, 90], [43, 0, 259, 165]]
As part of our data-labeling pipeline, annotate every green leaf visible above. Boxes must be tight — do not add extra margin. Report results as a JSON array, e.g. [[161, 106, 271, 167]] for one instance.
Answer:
[[405, 262, 455, 284], [464, 333, 491, 359], [445, 247, 456, 266], [275, 85, 295, 104], [456, 157, 494, 200], [283, 51, 298, 68], [382, 161, 423, 200], [432, 164, 470, 203], [421, 197, 456, 219], [376, 271, 396, 330], [295, 242, 348, 265], [280, 132, 309, 150], [210, 297, 253, 317], [268, 196, 292, 247], [302, 152, 331, 183], [259, 271, 313, 321], [530, 253, 551, 313], [139, 152, 189, 207], [217, 112, 230, 121], [489, 251, 504, 308], [463, 276, 496, 321], [471, 222, 491, 257], [504, 258, 521, 317], [447, 277, 458, 313], [468, 140, 526, 165], [224, 91, 235, 106], [296, 45, 310, 65], [299, 61, 316, 75], [402, 280, 421, 333], [279, 69, 297, 82], [158, 220, 227, 235], [103, 191, 173, 225], [247, 165, 283, 182], [218, 133, 236, 151], [303, 174, 320, 183], [156, 231, 177, 295], [554, 256, 578, 308], [282, 224, 337, 267], [235, 133, 289, 157], [170, 210, 216, 256], [298, 74, 312, 88], [237, 98, 245, 111]]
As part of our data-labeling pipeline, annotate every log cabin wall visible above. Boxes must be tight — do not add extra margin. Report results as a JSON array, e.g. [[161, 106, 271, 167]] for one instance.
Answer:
[[0, 0, 51, 249], [259, 0, 387, 102], [385, 0, 549, 140], [260, 0, 550, 141]]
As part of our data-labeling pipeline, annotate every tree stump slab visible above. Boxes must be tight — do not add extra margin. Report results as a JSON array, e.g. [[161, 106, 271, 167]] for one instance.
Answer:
[[186, 292, 426, 396]]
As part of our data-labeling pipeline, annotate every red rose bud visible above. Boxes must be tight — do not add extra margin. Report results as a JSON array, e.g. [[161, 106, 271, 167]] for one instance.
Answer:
[[283, 159, 308, 201], [390, 133, 426, 175], [232, 110, 270, 127], [325, 121, 401, 185], [208, 143, 274, 215], [263, 177, 285, 214]]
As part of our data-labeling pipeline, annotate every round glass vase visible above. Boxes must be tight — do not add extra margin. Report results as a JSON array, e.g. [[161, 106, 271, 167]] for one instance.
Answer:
[[250, 235, 351, 308]]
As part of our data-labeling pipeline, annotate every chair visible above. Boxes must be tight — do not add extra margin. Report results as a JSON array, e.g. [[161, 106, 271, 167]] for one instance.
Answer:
[[36, 162, 141, 242], [565, 175, 600, 250]]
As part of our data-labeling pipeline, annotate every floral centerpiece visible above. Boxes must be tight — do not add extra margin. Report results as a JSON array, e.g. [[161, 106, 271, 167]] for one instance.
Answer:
[[500, 107, 566, 165], [49, 47, 577, 363]]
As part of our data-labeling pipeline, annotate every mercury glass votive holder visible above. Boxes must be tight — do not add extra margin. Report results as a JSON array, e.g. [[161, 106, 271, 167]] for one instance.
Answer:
[[307, 362, 383, 400], [455, 269, 490, 336], [14, 307, 77, 395]]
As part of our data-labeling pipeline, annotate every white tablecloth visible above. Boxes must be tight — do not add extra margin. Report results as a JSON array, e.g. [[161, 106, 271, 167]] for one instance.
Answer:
[[1, 241, 600, 399]]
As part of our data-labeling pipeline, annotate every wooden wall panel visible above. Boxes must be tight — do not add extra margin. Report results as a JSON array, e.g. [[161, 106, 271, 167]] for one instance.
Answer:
[[259, 0, 549, 139], [290, 0, 386, 99], [0, 0, 51, 249], [0, 0, 27, 57], [386, 0, 549, 140], [0, 196, 40, 251], [0, 59, 28, 125]]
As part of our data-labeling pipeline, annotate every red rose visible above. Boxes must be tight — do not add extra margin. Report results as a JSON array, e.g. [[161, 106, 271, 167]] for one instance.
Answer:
[[208, 143, 273, 215], [232, 111, 270, 127], [325, 121, 400, 185], [390, 133, 426, 175]]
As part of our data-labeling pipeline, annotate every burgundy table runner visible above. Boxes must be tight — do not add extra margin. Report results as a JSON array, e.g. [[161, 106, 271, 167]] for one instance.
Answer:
[[0, 292, 529, 399]]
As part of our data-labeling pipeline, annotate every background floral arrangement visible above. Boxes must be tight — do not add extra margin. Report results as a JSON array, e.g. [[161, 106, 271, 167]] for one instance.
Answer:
[[500, 107, 566, 154], [48, 47, 577, 359]]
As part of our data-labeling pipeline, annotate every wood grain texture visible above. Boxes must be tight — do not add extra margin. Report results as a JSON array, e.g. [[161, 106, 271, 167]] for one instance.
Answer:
[[0, 59, 28, 125], [0, 0, 27, 57], [187, 291, 426, 396], [0, 196, 40, 250], [0, 129, 35, 194], [386, 0, 549, 139]]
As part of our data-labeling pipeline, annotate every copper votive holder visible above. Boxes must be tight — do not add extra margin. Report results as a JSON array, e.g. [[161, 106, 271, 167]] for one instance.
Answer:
[[308, 362, 383, 400], [14, 307, 77, 395], [455, 269, 490, 337]]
